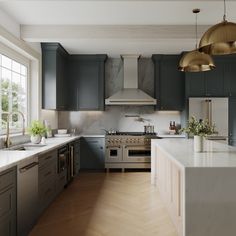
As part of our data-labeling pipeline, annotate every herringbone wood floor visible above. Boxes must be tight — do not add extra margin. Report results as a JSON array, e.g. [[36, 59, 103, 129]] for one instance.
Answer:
[[30, 172, 178, 236]]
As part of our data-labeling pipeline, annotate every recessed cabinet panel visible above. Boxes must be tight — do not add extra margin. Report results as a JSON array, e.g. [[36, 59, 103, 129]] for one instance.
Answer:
[[224, 62, 236, 96], [152, 54, 185, 111], [185, 72, 205, 97], [80, 137, 105, 170]]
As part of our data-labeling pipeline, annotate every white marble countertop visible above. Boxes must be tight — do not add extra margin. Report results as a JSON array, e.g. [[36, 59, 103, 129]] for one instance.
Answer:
[[79, 134, 105, 138], [152, 138, 236, 168], [157, 134, 185, 138], [0, 136, 80, 172]]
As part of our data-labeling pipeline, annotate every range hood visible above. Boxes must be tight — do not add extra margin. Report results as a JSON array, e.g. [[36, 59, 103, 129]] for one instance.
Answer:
[[105, 55, 157, 105]]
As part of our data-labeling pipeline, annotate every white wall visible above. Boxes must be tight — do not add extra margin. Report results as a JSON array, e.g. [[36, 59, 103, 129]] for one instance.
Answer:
[[0, 7, 58, 129], [0, 8, 20, 38]]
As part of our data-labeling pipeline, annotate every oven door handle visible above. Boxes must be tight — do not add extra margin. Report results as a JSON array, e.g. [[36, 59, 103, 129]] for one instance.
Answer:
[[106, 145, 121, 149], [124, 145, 150, 149]]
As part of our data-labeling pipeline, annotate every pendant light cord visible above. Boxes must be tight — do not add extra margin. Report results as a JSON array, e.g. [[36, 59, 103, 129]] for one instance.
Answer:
[[195, 11, 198, 50], [223, 0, 227, 21]]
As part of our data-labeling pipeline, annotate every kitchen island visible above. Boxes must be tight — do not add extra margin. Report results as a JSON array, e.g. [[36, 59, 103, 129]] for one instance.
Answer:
[[151, 138, 236, 236]]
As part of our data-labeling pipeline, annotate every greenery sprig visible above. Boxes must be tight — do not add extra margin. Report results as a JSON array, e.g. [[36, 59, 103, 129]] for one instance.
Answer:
[[27, 120, 47, 136], [181, 116, 217, 137]]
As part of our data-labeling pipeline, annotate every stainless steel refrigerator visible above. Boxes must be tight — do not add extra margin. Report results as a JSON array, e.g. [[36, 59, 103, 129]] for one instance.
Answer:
[[189, 97, 228, 140]]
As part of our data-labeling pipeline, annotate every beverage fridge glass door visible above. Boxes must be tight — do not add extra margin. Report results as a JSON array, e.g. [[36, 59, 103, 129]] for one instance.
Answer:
[[123, 145, 151, 162]]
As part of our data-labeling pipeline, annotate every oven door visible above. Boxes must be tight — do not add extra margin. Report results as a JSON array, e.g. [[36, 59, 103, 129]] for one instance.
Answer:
[[105, 146, 123, 162], [123, 145, 151, 162]]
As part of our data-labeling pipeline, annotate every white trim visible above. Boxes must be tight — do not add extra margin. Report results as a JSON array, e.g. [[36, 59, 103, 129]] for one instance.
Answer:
[[0, 42, 29, 66]]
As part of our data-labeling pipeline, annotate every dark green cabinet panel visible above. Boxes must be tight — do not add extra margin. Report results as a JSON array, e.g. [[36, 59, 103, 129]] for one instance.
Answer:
[[186, 55, 236, 98], [0, 168, 16, 236], [224, 59, 236, 96], [152, 55, 185, 110], [229, 97, 236, 146], [41, 43, 68, 110], [205, 58, 224, 96], [68, 55, 107, 111], [185, 72, 205, 97], [80, 137, 105, 170]]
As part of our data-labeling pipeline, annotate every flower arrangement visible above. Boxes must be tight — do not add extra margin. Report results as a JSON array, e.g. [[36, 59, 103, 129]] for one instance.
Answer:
[[181, 116, 217, 137], [27, 120, 47, 136]]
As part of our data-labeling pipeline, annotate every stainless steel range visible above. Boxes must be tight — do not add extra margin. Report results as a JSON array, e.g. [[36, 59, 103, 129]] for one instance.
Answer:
[[105, 132, 160, 171]]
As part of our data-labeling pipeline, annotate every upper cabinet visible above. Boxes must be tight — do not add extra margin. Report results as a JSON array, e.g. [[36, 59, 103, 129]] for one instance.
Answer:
[[42, 43, 68, 110], [152, 54, 185, 111], [41, 43, 107, 111], [186, 55, 236, 98], [68, 55, 107, 111]]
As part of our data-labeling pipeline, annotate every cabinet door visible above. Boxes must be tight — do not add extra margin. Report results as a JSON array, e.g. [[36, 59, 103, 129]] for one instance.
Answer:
[[152, 55, 184, 111], [159, 55, 185, 110], [56, 50, 67, 110], [224, 61, 236, 97], [78, 62, 100, 110], [205, 58, 224, 96], [229, 97, 236, 146], [185, 72, 205, 97], [0, 215, 15, 236], [80, 138, 105, 170]]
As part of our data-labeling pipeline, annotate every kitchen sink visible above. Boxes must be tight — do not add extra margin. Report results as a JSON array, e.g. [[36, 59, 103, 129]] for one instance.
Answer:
[[4, 143, 46, 151]]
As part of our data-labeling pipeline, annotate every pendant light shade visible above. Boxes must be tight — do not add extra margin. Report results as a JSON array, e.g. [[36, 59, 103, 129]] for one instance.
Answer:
[[179, 9, 215, 72], [178, 50, 215, 72], [199, 0, 236, 55], [199, 21, 236, 55]]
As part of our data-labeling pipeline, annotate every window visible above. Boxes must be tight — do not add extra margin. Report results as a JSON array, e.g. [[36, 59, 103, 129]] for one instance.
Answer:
[[0, 53, 28, 135]]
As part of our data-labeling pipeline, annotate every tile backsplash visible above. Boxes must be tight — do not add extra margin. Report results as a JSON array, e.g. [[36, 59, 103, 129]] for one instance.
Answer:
[[58, 58, 181, 134]]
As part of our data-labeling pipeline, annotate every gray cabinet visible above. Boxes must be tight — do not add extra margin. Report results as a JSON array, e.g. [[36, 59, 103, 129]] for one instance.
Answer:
[[38, 150, 57, 215], [68, 55, 107, 111], [186, 55, 236, 98], [41, 43, 69, 110], [80, 137, 105, 170], [152, 54, 185, 111], [0, 167, 16, 236], [229, 97, 236, 146]]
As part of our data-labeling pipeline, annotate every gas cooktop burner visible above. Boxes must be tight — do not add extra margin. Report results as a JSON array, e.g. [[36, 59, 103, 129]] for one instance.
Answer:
[[106, 132, 157, 136]]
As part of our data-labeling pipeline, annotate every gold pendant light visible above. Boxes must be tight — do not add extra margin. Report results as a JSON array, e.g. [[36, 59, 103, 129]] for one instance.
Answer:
[[199, 0, 236, 55], [179, 9, 215, 72]]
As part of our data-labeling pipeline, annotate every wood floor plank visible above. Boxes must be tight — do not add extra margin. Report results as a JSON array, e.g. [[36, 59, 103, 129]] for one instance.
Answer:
[[30, 172, 178, 236]]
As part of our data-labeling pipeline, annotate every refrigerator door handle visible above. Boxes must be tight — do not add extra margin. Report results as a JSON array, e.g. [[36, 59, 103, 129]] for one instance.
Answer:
[[209, 100, 212, 126]]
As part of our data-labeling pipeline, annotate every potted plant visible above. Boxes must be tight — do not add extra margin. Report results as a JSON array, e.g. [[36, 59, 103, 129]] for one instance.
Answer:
[[181, 116, 217, 152], [27, 120, 47, 144]]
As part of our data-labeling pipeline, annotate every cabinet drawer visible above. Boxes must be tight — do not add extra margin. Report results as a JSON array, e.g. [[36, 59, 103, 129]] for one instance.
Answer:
[[0, 214, 15, 236], [0, 187, 15, 218], [39, 161, 56, 185], [39, 179, 56, 210], [39, 150, 57, 169], [0, 169, 15, 192]]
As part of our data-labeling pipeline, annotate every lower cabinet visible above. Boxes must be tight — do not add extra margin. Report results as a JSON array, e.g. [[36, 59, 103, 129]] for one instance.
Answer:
[[80, 137, 105, 170], [0, 167, 16, 236], [38, 150, 57, 215], [74, 140, 80, 175], [156, 147, 183, 235]]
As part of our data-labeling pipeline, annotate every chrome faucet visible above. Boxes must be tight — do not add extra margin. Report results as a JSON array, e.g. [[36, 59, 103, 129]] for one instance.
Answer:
[[5, 111, 25, 148]]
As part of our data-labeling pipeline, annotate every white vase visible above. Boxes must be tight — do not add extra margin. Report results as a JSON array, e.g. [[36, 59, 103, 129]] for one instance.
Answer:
[[30, 135, 42, 144], [194, 135, 204, 152]]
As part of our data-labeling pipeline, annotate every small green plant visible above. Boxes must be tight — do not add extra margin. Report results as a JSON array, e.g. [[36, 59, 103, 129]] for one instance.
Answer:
[[181, 116, 217, 137], [27, 120, 47, 136]]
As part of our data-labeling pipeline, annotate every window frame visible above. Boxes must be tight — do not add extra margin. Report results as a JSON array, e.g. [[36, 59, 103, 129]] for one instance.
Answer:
[[0, 42, 30, 135]]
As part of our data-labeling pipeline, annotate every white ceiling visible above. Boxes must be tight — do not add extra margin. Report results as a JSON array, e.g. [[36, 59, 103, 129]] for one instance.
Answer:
[[1, 0, 236, 56]]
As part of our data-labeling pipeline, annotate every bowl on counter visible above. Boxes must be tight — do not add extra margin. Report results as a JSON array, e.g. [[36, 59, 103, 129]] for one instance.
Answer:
[[57, 129, 67, 134]]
